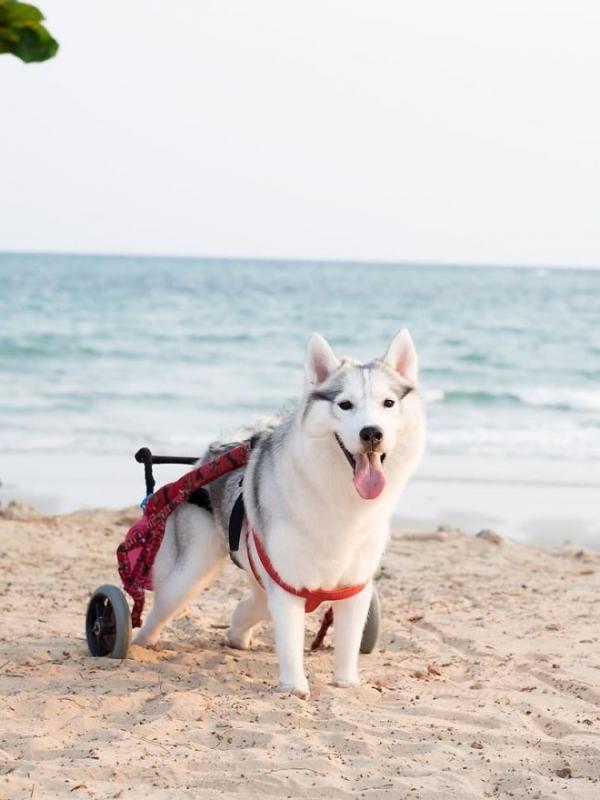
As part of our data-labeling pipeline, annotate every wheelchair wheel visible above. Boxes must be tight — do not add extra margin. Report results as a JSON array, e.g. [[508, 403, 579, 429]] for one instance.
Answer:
[[86, 584, 132, 658], [360, 588, 381, 654]]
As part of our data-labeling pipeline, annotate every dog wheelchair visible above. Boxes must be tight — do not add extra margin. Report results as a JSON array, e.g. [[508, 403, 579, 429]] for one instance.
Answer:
[[86, 446, 381, 659]]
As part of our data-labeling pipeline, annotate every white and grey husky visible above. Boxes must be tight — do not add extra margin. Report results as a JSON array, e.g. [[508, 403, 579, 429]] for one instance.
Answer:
[[135, 330, 426, 697]]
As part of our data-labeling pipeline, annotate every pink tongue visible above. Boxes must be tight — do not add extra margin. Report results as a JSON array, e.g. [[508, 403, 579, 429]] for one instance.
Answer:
[[353, 452, 386, 499]]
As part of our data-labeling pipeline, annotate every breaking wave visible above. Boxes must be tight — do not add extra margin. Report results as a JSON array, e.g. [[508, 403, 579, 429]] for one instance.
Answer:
[[433, 387, 600, 412]]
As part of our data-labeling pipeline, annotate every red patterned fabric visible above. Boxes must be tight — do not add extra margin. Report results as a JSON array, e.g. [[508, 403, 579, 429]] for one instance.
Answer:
[[117, 443, 249, 627]]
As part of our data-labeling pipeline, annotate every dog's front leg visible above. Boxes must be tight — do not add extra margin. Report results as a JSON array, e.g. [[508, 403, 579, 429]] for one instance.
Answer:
[[332, 582, 373, 687], [267, 585, 309, 698]]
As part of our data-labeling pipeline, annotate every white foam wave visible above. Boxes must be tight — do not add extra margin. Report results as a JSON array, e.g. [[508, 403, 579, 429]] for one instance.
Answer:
[[429, 426, 600, 461], [424, 388, 445, 404], [514, 387, 600, 412]]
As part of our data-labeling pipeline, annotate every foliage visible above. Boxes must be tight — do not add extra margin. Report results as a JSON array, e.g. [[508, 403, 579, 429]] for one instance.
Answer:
[[0, 0, 58, 62]]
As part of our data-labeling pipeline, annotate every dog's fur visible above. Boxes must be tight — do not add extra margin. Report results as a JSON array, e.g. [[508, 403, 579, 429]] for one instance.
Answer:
[[135, 330, 426, 696]]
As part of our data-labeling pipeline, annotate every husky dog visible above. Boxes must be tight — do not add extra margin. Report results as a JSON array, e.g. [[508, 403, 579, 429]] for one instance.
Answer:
[[135, 330, 426, 697]]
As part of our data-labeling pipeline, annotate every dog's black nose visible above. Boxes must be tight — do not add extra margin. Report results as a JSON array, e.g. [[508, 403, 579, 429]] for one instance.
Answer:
[[359, 426, 384, 446]]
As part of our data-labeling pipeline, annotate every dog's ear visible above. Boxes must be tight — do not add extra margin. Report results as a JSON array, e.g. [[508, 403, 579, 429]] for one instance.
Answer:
[[383, 329, 418, 384], [305, 333, 340, 386]]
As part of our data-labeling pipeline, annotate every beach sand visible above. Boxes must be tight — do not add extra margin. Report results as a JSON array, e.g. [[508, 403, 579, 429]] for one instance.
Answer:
[[1, 504, 600, 799]]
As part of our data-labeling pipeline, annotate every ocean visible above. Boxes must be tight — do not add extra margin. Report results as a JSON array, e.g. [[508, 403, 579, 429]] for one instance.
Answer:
[[1, 252, 599, 463]]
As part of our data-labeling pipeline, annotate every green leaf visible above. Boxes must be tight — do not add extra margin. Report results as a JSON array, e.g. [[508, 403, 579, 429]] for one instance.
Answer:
[[0, 25, 20, 48], [3, 2, 44, 24], [0, 0, 58, 63], [12, 22, 57, 62]]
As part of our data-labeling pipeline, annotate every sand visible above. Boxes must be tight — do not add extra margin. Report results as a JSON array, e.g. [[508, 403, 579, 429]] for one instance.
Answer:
[[1, 503, 600, 799]]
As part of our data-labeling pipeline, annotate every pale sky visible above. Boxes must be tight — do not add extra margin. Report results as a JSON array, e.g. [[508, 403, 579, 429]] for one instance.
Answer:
[[2, 0, 600, 267]]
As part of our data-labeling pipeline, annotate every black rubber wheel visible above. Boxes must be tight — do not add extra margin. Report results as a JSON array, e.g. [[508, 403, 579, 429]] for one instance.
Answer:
[[360, 588, 381, 654], [86, 584, 132, 658]]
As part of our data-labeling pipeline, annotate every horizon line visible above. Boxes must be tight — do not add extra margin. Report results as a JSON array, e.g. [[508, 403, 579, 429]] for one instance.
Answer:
[[1, 248, 599, 272]]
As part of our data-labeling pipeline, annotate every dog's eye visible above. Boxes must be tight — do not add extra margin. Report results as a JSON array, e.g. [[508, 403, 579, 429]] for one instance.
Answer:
[[338, 400, 353, 411], [383, 398, 395, 408]]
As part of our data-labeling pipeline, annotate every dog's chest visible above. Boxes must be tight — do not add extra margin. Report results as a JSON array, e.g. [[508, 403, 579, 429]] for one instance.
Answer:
[[265, 511, 389, 590]]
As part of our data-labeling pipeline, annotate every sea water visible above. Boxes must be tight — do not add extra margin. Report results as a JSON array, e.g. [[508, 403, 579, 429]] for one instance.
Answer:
[[1, 252, 599, 466]]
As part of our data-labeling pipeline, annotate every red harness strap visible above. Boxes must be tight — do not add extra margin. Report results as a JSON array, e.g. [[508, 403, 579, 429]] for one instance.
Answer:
[[246, 528, 367, 613]]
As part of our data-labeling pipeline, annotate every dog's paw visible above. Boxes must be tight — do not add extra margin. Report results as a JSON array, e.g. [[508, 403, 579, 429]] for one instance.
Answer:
[[226, 628, 251, 650], [334, 675, 361, 688], [276, 680, 310, 700], [133, 633, 159, 649]]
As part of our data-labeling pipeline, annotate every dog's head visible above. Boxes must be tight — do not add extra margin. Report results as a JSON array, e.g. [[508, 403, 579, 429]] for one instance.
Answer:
[[302, 329, 424, 500]]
